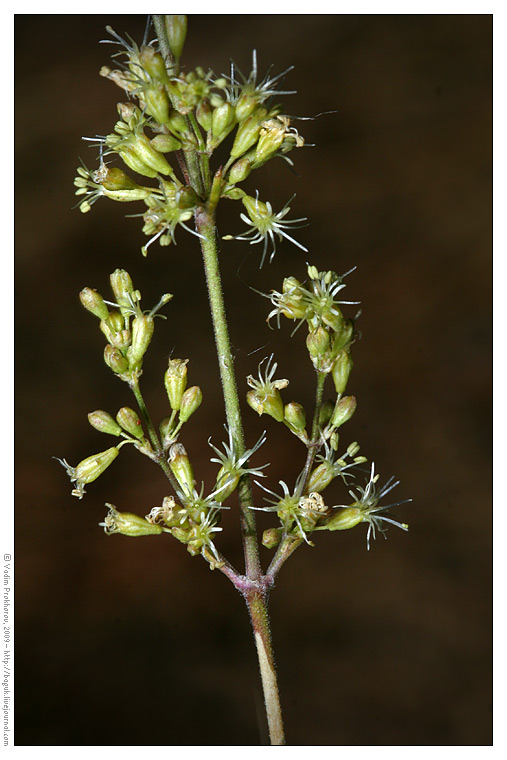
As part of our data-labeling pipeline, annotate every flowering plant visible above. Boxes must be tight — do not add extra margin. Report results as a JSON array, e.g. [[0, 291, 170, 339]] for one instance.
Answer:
[[57, 15, 410, 745]]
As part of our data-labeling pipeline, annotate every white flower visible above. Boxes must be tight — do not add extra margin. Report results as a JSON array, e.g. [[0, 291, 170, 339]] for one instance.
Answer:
[[338, 462, 410, 550], [224, 194, 307, 267]]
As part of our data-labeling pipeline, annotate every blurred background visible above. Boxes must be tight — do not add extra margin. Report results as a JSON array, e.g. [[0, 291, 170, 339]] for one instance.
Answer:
[[15, 14, 491, 746]]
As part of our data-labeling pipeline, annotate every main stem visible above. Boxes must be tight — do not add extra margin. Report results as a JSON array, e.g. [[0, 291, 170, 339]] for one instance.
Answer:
[[195, 207, 285, 745]]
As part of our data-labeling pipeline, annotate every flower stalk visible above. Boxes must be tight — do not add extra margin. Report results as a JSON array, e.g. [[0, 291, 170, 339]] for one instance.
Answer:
[[58, 14, 410, 746], [195, 206, 285, 743]]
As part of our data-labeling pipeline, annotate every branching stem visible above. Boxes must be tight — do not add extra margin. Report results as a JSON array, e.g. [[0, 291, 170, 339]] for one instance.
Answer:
[[194, 206, 286, 745]]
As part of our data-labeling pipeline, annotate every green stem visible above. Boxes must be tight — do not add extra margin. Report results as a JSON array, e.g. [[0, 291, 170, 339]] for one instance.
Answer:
[[246, 588, 286, 746], [152, 15, 174, 68], [195, 209, 260, 579], [129, 374, 180, 493], [195, 207, 285, 745], [300, 370, 327, 495]]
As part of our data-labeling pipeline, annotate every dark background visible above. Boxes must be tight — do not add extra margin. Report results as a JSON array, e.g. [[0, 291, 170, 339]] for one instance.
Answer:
[[15, 14, 492, 746]]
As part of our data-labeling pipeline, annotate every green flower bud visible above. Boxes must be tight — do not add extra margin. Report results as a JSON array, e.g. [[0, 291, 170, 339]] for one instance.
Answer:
[[332, 350, 353, 396], [159, 416, 175, 449], [255, 118, 287, 162], [169, 443, 195, 494], [130, 133, 173, 176], [211, 102, 236, 140], [88, 410, 123, 437], [330, 395, 357, 429], [196, 98, 213, 131], [165, 15, 187, 61], [99, 167, 140, 192], [101, 504, 163, 536], [284, 402, 306, 432], [144, 85, 171, 125], [100, 312, 131, 351], [117, 144, 159, 178], [103, 187, 150, 203], [164, 358, 188, 411], [116, 407, 145, 439], [109, 269, 136, 311], [321, 308, 344, 335], [325, 506, 363, 532], [247, 390, 285, 423], [79, 288, 109, 320], [167, 109, 188, 136], [307, 326, 331, 358], [307, 461, 334, 493], [214, 468, 240, 503], [318, 400, 335, 428], [334, 318, 355, 351], [176, 186, 199, 210], [262, 527, 283, 549], [235, 93, 259, 123], [227, 158, 252, 185], [150, 134, 182, 153], [179, 386, 203, 423], [127, 314, 154, 368], [230, 108, 268, 159], [104, 344, 129, 375], [74, 447, 120, 484], [139, 46, 169, 84]]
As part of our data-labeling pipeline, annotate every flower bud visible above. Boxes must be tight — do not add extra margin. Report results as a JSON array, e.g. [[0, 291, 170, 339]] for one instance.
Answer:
[[159, 417, 175, 449], [88, 410, 123, 437], [150, 134, 182, 153], [324, 506, 363, 532], [144, 85, 171, 125], [196, 98, 213, 131], [214, 469, 240, 503], [318, 400, 335, 428], [79, 288, 109, 320], [74, 447, 120, 484], [117, 144, 159, 179], [334, 318, 355, 351], [307, 326, 331, 359], [168, 443, 194, 494], [165, 15, 187, 61], [101, 504, 163, 537], [116, 407, 145, 439], [227, 158, 252, 185], [167, 109, 188, 136], [284, 402, 306, 432], [109, 269, 136, 311], [262, 527, 283, 549], [230, 108, 268, 159], [164, 358, 188, 411], [104, 344, 129, 374], [100, 313, 131, 350], [235, 93, 259, 123], [307, 461, 334, 493], [246, 390, 284, 423], [330, 396, 357, 429], [127, 314, 154, 368], [255, 118, 286, 163], [96, 166, 144, 192], [211, 102, 236, 140], [332, 350, 353, 396], [179, 386, 203, 423], [176, 186, 199, 210], [130, 133, 173, 176], [139, 46, 169, 84]]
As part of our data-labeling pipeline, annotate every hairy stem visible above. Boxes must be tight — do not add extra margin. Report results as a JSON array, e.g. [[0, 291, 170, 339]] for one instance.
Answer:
[[194, 207, 285, 745], [247, 588, 285, 746], [195, 208, 261, 579]]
